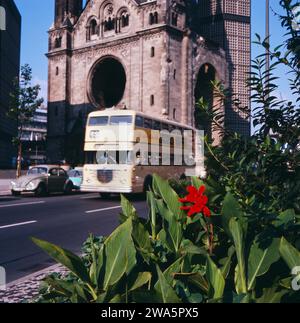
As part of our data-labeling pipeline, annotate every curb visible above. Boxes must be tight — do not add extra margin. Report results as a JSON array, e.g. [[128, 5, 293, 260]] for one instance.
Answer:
[[0, 191, 11, 197], [5, 263, 62, 289], [0, 263, 65, 303]]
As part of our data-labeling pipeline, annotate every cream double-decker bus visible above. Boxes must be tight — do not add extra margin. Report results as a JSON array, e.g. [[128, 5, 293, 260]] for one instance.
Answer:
[[80, 109, 201, 197]]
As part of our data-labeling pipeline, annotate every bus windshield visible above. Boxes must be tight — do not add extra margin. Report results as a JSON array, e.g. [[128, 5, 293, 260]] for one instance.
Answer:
[[89, 116, 109, 126], [110, 116, 133, 125]]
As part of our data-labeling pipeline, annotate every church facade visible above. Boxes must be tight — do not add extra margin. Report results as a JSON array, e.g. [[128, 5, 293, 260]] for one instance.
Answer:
[[47, 0, 250, 164]]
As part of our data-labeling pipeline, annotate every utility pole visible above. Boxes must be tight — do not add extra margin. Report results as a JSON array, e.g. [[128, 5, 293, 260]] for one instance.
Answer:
[[266, 0, 270, 92]]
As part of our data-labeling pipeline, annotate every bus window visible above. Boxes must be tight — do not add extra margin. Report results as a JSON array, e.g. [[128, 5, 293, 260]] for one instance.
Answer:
[[153, 120, 161, 130], [96, 151, 108, 164], [94, 151, 133, 165], [110, 116, 133, 125], [169, 124, 176, 132], [144, 118, 152, 129], [161, 122, 169, 131], [136, 116, 144, 127], [85, 151, 95, 164], [89, 116, 109, 126]]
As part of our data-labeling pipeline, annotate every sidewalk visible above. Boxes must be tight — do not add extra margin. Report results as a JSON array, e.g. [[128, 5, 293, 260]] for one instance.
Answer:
[[0, 170, 26, 196], [0, 264, 67, 303], [0, 179, 12, 196]]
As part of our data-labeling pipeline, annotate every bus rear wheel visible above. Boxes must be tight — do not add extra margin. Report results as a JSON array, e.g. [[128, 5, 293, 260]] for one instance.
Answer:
[[143, 176, 153, 194], [100, 192, 111, 199]]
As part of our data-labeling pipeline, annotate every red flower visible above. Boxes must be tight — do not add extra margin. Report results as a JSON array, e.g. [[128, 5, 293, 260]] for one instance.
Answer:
[[179, 185, 211, 218]]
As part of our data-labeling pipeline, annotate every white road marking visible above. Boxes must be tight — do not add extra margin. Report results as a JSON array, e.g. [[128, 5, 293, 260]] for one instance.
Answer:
[[85, 205, 122, 214], [0, 221, 37, 229], [0, 201, 45, 209]]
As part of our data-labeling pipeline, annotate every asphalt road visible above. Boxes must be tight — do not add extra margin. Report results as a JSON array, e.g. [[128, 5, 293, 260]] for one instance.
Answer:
[[0, 192, 148, 283]]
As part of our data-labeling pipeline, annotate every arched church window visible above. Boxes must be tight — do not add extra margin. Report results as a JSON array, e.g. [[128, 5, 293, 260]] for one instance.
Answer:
[[150, 95, 155, 106], [171, 12, 178, 26], [173, 108, 176, 120], [56, 67, 59, 76], [149, 12, 158, 25], [153, 12, 158, 24], [121, 13, 129, 28], [116, 9, 129, 33], [90, 19, 98, 35], [87, 18, 98, 41], [104, 17, 115, 31], [151, 47, 155, 57], [149, 13, 154, 25], [103, 4, 115, 32], [54, 37, 62, 48]]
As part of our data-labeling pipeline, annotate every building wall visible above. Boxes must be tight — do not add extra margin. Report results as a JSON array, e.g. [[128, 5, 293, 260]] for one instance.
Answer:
[[0, 0, 21, 168]]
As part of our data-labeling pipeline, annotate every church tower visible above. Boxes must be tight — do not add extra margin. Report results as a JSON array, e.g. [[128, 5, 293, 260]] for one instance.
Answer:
[[197, 0, 251, 136], [47, 1, 83, 162], [54, 0, 83, 27]]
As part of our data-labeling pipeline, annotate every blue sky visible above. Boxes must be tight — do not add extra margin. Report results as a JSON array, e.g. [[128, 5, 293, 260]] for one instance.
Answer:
[[14, 0, 289, 102]]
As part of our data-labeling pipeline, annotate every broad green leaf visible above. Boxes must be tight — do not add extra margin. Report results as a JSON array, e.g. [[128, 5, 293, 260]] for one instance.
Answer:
[[32, 237, 90, 284], [132, 220, 153, 263], [155, 266, 181, 303], [120, 194, 137, 219], [206, 256, 225, 299], [279, 237, 300, 270], [167, 215, 183, 254], [256, 286, 288, 303], [155, 198, 182, 253], [89, 243, 105, 287], [157, 228, 173, 254], [43, 276, 75, 298], [163, 257, 183, 285], [273, 209, 296, 228], [109, 294, 123, 303], [129, 272, 152, 292], [247, 238, 280, 290], [187, 292, 203, 303], [155, 198, 174, 223], [103, 218, 136, 290], [73, 282, 90, 302], [220, 245, 235, 279], [229, 218, 247, 294], [131, 290, 161, 303], [147, 190, 157, 240], [221, 192, 244, 236], [191, 176, 204, 189], [180, 239, 207, 256], [153, 174, 184, 220], [173, 272, 209, 294]]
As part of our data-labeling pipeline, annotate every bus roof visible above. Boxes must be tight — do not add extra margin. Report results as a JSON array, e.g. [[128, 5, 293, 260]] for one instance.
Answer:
[[88, 109, 195, 130]]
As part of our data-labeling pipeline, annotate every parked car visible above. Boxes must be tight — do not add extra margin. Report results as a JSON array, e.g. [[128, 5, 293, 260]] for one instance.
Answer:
[[67, 168, 83, 190], [11, 165, 73, 197]]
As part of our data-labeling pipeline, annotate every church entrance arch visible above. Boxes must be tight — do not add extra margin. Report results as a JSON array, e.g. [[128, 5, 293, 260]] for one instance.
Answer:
[[89, 57, 126, 108]]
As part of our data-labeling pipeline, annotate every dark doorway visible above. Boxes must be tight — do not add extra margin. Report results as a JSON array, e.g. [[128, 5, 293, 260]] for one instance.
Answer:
[[194, 63, 216, 133], [91, 57, 126, 108]]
